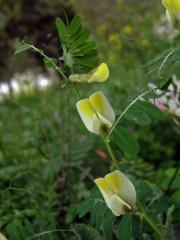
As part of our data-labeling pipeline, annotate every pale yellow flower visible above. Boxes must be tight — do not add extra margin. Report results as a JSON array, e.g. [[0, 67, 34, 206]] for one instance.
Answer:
[[108, 34, 122, 51], [0, 233, 8, 240], [96, 23, 109, 36], [108, 52, 119, 65], [95, 170, 136, 216], [69, 63, 109, 83], [76, 91, 115, 134], [162, 0, 180, 28], [140, 38, 150, 47], [108, 33, 119, 43], [122, 25, 133, 35]]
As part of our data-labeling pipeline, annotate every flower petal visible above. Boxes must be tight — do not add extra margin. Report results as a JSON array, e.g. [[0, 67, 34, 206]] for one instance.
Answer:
[[76, 99, 101, 134], [109, 194, 131, 216], [0, 233, 7, 240], [89, 91, 115, 125], [168, 99, 177, 111], [175, 108, 180, 116], [105, 170, 136, 208], [69, 73, 88, 83], [69, 63, 109, 83], [95, 178, 113, 208], [163, 0, 180, 10], [162, 0, 180, 26], [166, 9, 175, 27], [88, 63, 109, 83]]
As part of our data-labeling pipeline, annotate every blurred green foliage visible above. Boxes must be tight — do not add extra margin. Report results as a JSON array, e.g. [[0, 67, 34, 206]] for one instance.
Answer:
[[0, 0, 74, 81], [0, 0, 180, 239], [0, 85, 179, 239], [75, 0, 180, 98]]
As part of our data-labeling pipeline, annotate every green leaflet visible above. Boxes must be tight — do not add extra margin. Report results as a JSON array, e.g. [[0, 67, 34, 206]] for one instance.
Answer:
[[74, 224, 101, 240], [69, 16, 81, 36], [103, 213, 116, 240], [113, 126, 140, 156], [117, 214, 133, 240], [55, 17, 68, 43], [125, 99, 163, 126], [55, 16, 97, 70], [14, 41, 32, 56], [125, 110, 151, 126]]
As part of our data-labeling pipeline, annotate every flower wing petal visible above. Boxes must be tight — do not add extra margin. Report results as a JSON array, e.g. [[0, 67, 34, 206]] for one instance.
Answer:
[[163, 0, 180, 10], [89, 91, 115, 125], [162, 0, 180, 26], [69, 73, 88, 83], [88, 63, 109, 83], [95, 178, 113, 208], [109, 194, 131, 216], [76, 99, 100, 134], [105, 170, 136, 208], [0, 233, 8, 240]]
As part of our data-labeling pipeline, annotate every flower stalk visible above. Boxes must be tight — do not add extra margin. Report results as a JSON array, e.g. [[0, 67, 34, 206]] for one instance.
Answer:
[[101, 135, 120, 169]]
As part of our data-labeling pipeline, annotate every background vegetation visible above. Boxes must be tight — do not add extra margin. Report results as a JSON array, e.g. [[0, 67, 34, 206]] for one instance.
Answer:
[[0, 0, 179, 239]]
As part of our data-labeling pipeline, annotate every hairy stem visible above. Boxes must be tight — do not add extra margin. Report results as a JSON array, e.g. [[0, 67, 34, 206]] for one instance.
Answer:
[[30, 44, 68, 82]]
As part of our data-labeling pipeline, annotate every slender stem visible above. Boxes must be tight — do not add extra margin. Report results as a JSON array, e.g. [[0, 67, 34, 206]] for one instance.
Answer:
[[158, 48, 177, 79], [108, 88, 156, 138], [69, 67, 82, 100], [67, 87, 72, 160], [166, 166, 179, 191], [73, 83, 82, 99], [28, 229, 78, 239], [137, 201, 165, 240], [102, 136, 120, 169], [30, 45, 69, 81], [40, 119, 58, 180]]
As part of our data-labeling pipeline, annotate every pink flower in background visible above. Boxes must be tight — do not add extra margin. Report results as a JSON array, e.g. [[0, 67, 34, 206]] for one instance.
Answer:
[[149, 76, 180, 126], [153, 99, 167, 111]]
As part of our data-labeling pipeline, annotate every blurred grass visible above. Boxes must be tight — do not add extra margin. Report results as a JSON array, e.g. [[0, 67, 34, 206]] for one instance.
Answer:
[[0, 0, 180, 239], [0, 82, 179, 239]]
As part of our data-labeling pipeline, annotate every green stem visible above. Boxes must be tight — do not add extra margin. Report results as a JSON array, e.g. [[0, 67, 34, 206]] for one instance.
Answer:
[[69, 67, 82, 100], [166, 166, 179, 191], [30, 45, 68, 81], [28, 229, 78, 239], [102, 136, 120, 169], [138, 201, 165, 240], [67, 87, 72, 160], [108, 88, 156, 139], [73, 83, 82, 99], [158, 48, 177, 79]]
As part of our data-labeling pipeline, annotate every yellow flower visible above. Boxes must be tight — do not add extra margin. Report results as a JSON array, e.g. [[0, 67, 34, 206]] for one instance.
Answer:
[[95, 170, 136, 216], [162, 0, 180, 28], [0, 233, 8, 240], [140, 38, 150, 47], [76, 91, 115, 134], [122, 25, 133, 35], [108, 34, 122, 51], [108, 33, 120, 44], [108, 52, 119, 64], [96, 23, 108, 36], [69, 63, 109, 83]]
